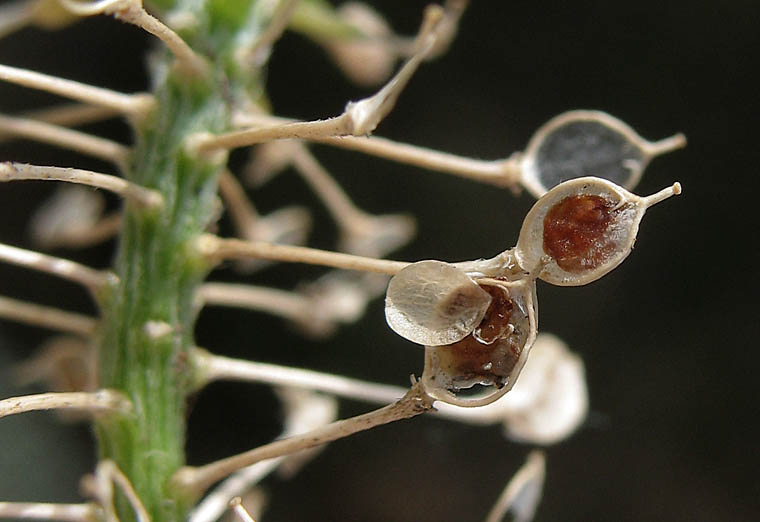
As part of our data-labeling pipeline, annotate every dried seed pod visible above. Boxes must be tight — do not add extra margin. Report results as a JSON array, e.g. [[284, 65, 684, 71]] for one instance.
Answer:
[[385, 260, 492, 346], [520, 110, 686, 198], [324, 3, 397, 87], [515, 176, 681, 286], [499, 333, 587, 445], [29, 185, 106, 249], [421, 278, 538, 407]]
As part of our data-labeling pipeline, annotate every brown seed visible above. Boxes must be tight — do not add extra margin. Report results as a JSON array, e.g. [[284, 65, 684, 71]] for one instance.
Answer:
[[473, 285, 514, 344], [543, 194, 618, 273], [436, 334, 520, 388]]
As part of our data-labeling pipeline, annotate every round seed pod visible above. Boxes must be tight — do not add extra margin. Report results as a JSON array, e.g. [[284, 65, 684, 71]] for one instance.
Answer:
[[520, 110, 686, 198], [385, 260, 492, 346], [515, 177, 681, 286], [421, 278, 538, 408]]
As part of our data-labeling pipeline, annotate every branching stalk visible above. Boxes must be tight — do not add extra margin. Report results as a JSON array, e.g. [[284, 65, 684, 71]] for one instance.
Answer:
[[172, 381, 434, 499], [198, 234, 409, 274], [234, 112, 521, 188], [0, 162, 163, 208], [0, 63, 154, 116], [0, 502, 99, 522], [191, 349, 539, 428], [0, 390, 131, 419], [0, 295, 98, 335], [59, 0, 207, 75], [197, 283, 311, 322], [192, 348, 403, 404], [16, 103, 120, 129], [0, 114, 130, 168], [228, 499, 255, 522], [0, 242, 115, 293]]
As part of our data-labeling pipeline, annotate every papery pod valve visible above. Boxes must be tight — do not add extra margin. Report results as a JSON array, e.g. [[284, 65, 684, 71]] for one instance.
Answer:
[[515, 176, 681, 286]]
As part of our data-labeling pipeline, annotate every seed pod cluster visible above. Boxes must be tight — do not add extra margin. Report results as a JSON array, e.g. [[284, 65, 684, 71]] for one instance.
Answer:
[[385, 176, 680, 407], [421, 278, 537, 407]]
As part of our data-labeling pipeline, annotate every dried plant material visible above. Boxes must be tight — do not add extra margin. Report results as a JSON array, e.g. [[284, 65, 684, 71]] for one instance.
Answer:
[[520, 110, 686, 198], [220, 492, 266, 522], [288, 143, 415, 256], [236, 114, 521, 190], [516, 177, 681, 285], [199, 278, 370, 339], [0, 501, 99, 522], [294, 271, 387, 337], [173, 381, 434, 499], [59, 0, 206, 75], [0, 0, 36, 39], [0, 241, 114, 292], [0, 162, 163, 209], [15, 336, 94, 393], [420, 278, 538, 408], [30, 185, 104, 246], [12, 103, 119, 131], [338, 211, 415, 257], [0, 114, 130, 168], [29, 185, 121, 249], [0, 1, 687, 520], [429, 334, 586, 444], [0, 294, 98, 335], [244, 142, 415, 257], [0, 0, 80, 39], [498, 333, 587, 444], [0, 390, 131, 419], [28, 0, 80, 29], [192, 5, 448, 152], [199, 234, 409, 275], [483, 451, 545, 522], [241, 0, 299, 66], [218, 169, 311, 272], [194, 333, 587, 446], [81, 460, 150, 522], [0, 63, 154, 116], [242, 141, 294, 187], [324, 2, 397, 86], [232, 203, 311, 244], [228, 498, 255, 522], [188, 389, 336, 522], [192, 348, 403, 406], [274, 387, 339, 478], [385, 260, 492, 346]]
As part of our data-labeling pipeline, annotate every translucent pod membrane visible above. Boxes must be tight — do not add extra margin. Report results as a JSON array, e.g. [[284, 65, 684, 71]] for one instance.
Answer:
[[515, 176, 681, 286], [385, 260, 492, 346], [29, 185, 104, 248], [520, 110, 686, 198], [421, 278, 538, 407]]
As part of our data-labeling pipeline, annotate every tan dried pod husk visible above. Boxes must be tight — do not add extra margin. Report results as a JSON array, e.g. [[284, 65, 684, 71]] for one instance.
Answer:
[[515, 177, 681, 286], [500, 333, 588, 445], [385, 260, 492, 346], [421, 277, 538, 407], [31, 0, 79, 30], [29, 184, 105, 249], [520, 110, 686, 198], [324, 2, 397, 87]]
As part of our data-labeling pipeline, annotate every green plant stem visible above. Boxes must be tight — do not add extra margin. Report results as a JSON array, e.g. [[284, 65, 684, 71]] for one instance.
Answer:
[[92, 1, 271, 520], [95, 71, 224, 522], [82, 0, 382, 519]]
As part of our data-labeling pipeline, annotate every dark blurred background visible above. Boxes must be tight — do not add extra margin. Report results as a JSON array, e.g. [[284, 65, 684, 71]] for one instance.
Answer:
[[1, 1, 758, 521]]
